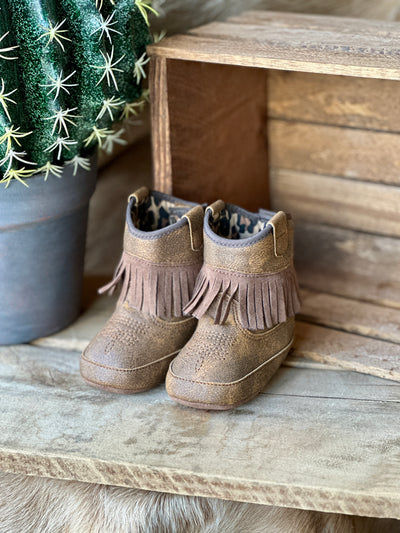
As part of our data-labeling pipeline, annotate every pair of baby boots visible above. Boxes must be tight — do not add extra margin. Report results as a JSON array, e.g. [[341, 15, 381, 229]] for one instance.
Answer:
[[80, 187, 301, 410]]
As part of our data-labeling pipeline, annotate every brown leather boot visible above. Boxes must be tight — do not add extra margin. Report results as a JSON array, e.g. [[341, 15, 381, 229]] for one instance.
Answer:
[[166, 201, 301, 410], [80, 187, 204, 393]]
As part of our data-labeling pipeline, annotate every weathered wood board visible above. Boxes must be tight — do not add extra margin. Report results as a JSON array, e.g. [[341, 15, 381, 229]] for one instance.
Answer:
[[149, 11, 400, 80], [149, 57, 172, 198], [300, 289, 400, 345], [151, 57, 269, 210], [7, 11, 400, 518], [269, 168, 400, 237], [268, 71, 400, 132], [33, 138, 400, 385], [269, 120, 400, 186], [1, 343, 399, 519], [34, 285, 400, 384], [294, 321, 400, 382], [294, 222, 400, 308]]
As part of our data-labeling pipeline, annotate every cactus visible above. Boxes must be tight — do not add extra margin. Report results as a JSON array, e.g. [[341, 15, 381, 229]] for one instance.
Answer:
[[0, 0, 154, 186]]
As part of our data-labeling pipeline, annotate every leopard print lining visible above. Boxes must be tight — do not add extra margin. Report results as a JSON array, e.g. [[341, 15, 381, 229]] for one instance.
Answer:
[[132, 196, 186, 231], [210, 208, 267, 239]]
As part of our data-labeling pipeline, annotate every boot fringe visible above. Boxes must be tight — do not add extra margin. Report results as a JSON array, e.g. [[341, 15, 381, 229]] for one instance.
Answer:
[[99, 252, 201, 319], [184, 264, 301, 330]]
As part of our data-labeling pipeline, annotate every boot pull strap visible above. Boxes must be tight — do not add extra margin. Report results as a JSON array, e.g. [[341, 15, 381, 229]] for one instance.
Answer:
[[267, 211, 289, 257], [128, 186, 150, 205], [183, 205, 204, 252], [206, 199, 225, 216]]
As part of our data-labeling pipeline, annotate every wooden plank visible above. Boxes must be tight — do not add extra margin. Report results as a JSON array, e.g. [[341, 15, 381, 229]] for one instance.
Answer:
[[294, 321, 400, 382], [269, 168, 400, 237], [300, 289, 400, 345], [150, 56, 173, 195], [294, 222, 400, 308], [266, 365, 400, 402], [268, 71, 400, 132], [1, 344, 400, 519], [148, 12, 400, 80], [3, 344, 400, 403], [269, 120, 400, 186], [284, 356, 343, 372], [161, 59, 269, 210]]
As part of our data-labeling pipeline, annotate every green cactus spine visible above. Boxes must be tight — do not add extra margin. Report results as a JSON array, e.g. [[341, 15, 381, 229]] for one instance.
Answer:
[[0, 0, 154, 186]]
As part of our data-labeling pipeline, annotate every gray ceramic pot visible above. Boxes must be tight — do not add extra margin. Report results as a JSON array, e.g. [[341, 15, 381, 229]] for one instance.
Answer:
[[0, 155, 97, 345]]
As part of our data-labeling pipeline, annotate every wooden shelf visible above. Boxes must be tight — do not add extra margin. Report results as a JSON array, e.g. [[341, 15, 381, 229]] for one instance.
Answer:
[[1, 339, 399, 520], [149, 11, 400, 80]]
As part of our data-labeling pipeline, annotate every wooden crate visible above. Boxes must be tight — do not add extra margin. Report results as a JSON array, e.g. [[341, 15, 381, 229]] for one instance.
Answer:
[[148, 11, 400, 381]]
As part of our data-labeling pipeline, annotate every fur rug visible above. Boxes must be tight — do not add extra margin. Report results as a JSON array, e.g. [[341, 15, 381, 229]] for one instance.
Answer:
[[152, 0, 400, 34], [1, 471, 399, 533]]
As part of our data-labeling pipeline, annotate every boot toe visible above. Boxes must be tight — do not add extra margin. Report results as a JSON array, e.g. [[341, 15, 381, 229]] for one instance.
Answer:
[[166, 356, 251, 410], [80, 347, 174, 394], [80, 324, 175, 394], [80, 353, 173, 394], [166, 327, 294, 410]]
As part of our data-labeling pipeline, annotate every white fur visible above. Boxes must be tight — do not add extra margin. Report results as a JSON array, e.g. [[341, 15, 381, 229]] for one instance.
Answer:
[[0, 471, 349, 533], [1, 471, 399, 533]]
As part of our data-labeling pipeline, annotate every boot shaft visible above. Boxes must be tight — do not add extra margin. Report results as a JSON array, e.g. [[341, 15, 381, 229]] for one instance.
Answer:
[[185, 201, 301, 330], [100, 187, 204, 319], [203, 201, 294, 273], [124, 187, 204, 265]]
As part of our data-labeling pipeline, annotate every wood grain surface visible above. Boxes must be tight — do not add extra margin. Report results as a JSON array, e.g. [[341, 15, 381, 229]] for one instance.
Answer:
[[1, 343, 399, 519], [155, 59, 269, 210], [268, 71, 400, 132], [294, 222, 400, 308], [269, 120, 400, 186], [299, 289, 400, 345], [269, 168, 400, 237], [148, 11, 400, 80], [294, 321, 400, 382], [150, 56, 173, 195], [34, 285, 400, 384]]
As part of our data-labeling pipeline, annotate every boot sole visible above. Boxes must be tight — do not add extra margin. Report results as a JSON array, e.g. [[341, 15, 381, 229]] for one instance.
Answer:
[[81, 376, 159, 395], [167, 339, 293, 410], [167, 391, 263, 410]]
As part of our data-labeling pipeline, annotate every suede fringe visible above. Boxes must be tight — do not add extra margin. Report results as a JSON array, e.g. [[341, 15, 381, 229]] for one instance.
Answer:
[[99, 252, 201, 319], [184, 264, 301, 330]]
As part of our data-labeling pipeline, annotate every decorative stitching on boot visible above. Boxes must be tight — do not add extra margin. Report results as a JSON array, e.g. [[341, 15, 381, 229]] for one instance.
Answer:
[[168, 338, 294, 387], [81, 349, 181, 372]]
